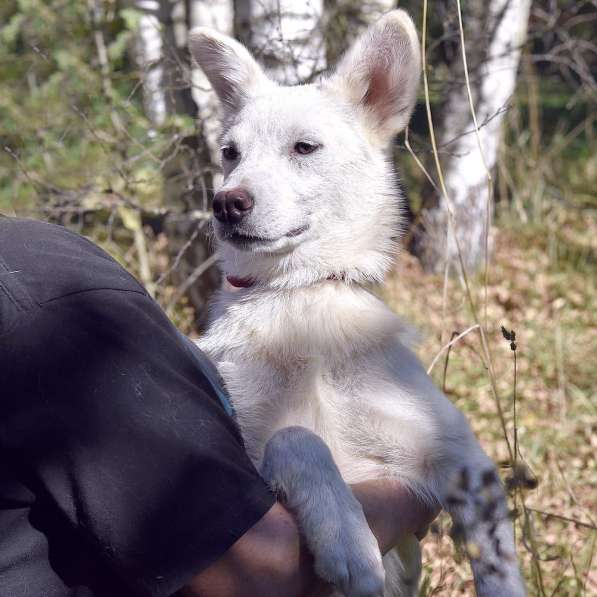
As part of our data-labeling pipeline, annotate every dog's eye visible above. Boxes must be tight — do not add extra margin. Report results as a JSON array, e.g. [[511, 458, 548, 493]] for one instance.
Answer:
[[222, 145, 239, 161], [294, 141, 319, 155]]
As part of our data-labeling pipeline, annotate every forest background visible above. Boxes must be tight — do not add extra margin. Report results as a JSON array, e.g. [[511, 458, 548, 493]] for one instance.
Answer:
[[0, 0, 595, 594]]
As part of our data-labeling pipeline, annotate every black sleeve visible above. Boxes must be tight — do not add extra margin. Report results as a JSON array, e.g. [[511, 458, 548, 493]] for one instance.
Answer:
[[0, 218, 275, 597]]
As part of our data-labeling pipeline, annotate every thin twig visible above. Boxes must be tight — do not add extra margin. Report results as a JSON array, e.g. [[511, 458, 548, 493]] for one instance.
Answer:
[[526, 508, 597, 531], [420, 0, 514, 461], [166, 253, 218, 314], [455, 0, 494, 330], [442, 331, 459, 393], [427, 325, 480, 375]]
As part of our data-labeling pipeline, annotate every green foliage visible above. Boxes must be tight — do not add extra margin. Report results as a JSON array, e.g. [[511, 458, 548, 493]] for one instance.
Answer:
[[0, 0, 195, 216]]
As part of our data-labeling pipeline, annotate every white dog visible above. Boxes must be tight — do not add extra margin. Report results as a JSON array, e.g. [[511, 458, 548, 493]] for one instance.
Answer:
[[189, 10, 525, 597]]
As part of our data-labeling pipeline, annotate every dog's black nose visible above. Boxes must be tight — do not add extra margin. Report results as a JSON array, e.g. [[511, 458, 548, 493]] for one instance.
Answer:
[[213, 187, 254, 224]]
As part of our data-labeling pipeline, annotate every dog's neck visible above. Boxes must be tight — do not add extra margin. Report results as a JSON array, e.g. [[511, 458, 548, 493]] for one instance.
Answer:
[[204, 277, 411, 363]]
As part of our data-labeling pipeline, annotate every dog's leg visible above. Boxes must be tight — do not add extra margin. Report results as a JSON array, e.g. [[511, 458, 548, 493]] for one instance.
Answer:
[[442, 461, 526, 597], [381, 537, 421, 597], [261, 426, 385, 597]]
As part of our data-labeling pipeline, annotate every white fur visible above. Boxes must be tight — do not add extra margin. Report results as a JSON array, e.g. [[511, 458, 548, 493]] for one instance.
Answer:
[[190, 11, 525, 597]]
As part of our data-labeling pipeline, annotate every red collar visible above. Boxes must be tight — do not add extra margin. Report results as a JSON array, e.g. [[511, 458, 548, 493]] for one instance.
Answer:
[[226, 274, 346, 288], [226, 275, 255, 288]]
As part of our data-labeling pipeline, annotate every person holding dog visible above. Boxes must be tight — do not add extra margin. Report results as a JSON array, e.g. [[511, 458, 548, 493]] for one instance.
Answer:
[[0, 216, 437, 597]]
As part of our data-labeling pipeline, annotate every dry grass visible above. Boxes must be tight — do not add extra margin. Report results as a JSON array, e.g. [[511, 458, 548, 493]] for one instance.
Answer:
[[381, 204, 596, 595]]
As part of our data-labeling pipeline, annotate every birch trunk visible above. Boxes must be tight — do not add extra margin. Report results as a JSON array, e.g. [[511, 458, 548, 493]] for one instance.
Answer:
[[325, 0, 395, 64], [236, 0, 326, 85], [189, 0, 234, 168], [132, 0, 222, 325], [417, 0, 532, 273], [133, 0, 168, 127]]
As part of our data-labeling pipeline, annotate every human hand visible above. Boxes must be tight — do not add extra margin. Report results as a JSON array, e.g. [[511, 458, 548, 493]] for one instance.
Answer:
[[350, 479, 440, 554], [184, 480, 439, 597]]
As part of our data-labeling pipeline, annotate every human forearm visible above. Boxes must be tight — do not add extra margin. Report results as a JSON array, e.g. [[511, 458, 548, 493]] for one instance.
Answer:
[[183, 479, 438, 597], [182, 501, 319, 597]]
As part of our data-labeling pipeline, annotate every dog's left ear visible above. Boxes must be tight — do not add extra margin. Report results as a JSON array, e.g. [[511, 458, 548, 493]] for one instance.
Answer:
[[326, 10, 420, 144]]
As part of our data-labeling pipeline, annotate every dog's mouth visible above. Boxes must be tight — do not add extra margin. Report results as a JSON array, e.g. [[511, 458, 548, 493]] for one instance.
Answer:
[[221, 225, 309, 249]]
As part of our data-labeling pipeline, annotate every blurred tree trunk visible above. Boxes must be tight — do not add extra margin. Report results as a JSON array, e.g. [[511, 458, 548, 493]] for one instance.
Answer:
[[133, 0, 221, 327], [133, 0, 196, 120], [235, 0, 326, 84], [414, 0, 532, 274], [189, 0, 234, 173], [133, 0, 168, 126], [324, 0, 395, 64]]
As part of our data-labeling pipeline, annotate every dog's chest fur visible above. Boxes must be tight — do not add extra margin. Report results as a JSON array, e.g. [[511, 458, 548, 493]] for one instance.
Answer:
[[198, 282, 455, 486], [223, 349, 389, 477]]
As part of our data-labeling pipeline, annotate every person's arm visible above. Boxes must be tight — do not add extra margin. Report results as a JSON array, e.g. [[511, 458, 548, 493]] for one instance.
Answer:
[[183, 479, 438, 597]]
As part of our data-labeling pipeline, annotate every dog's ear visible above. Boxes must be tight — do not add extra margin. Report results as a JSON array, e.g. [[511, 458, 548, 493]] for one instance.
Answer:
[[188, 28, 271, 114], [326, 10, 420, 144]]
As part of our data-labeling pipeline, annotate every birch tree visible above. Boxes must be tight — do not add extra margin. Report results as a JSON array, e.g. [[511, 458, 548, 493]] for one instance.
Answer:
[[236, 0, 326, 85], [132, 0, 196, 126], [133, 0, 168, 127], [189, 0, 234, 168], [325, 0, 395, 63], [416, 0, 532, 273], [131, 0, 222, 323]]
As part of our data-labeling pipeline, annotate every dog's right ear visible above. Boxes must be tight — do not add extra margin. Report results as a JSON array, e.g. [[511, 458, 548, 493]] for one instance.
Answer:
[[188, 28, 271, 114]]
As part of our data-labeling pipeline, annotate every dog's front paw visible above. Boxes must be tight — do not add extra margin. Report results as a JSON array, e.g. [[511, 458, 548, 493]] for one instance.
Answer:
[[309, 504, 385, 597], [260, 427, 385, 596]]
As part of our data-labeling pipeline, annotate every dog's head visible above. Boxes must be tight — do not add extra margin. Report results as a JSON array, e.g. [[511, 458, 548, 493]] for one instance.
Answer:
[[189, 11, 420, 287]]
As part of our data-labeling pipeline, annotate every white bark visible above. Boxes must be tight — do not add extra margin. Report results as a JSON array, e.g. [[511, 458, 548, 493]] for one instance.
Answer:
[[324, 0, 394, 64], [335, 0, 396, 31], [189, 0, 234, 167], [241, 0, 326, 85], [370, 0, 395, 18], [421, 0, 532, 273], [134, 0, 167, 127]]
